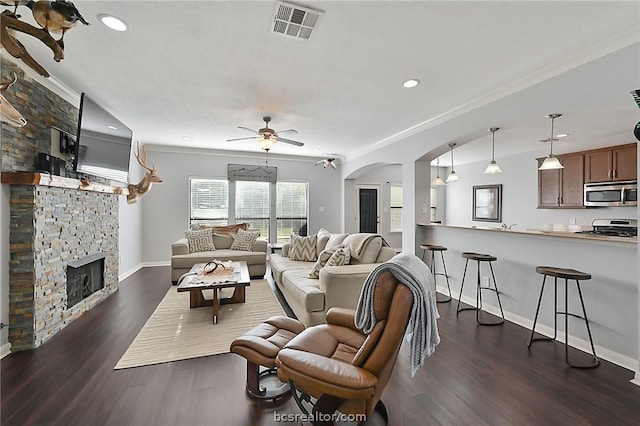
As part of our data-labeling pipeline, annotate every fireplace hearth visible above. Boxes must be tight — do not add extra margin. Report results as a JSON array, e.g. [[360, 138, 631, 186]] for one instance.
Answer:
[[67, 253, 106, 308]]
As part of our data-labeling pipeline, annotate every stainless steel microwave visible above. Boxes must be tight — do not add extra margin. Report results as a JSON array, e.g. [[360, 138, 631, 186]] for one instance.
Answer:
[[584, 181, 637, 207]]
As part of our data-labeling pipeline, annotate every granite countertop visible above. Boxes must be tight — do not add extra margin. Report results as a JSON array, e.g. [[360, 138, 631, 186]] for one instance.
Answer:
[[418, 223, 638, 244]]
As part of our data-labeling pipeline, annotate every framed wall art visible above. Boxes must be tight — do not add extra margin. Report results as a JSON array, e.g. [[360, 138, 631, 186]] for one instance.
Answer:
[[472, 184, 502, 222]]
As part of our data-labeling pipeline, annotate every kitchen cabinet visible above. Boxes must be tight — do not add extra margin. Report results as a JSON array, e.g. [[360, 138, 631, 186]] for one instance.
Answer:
[[538, 153, 584, 208], [585, 143, 637, 183]]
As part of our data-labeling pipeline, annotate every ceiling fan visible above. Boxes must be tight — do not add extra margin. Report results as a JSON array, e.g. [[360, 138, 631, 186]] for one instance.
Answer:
[[226, 116, 304, 149], [315, 158, 337, 169]]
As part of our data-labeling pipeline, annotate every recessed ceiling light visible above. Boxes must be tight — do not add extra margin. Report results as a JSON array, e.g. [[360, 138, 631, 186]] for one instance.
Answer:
[[99, 14, 127, 32], [402, 79, 420, 88], [556, 133, 569, 138], [182, 136, 192, 141], [106, 125, 118, 130]]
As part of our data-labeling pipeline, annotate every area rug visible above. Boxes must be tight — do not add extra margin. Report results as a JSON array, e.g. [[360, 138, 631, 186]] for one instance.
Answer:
[[114, 280, 284, 369]]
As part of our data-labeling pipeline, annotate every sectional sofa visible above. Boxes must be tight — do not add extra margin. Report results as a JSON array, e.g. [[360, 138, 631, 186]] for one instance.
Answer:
[[269, 231, 396, 326]]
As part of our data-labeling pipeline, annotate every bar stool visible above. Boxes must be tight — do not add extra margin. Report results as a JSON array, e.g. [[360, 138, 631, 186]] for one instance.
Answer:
[[528, 266, 600, 369], [420, 244, 452, 303], [456, 252, 505, 325]]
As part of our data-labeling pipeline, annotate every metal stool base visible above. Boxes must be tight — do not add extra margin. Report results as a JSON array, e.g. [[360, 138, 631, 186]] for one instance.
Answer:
[[421, 247, 452, 304], [456, 257, 505, 326], [527, 274, 600, 369]]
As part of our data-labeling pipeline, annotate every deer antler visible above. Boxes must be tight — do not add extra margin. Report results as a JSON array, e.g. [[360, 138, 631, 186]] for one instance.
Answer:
[[134, 142, 156, 173], [1, 10, 64, 78]]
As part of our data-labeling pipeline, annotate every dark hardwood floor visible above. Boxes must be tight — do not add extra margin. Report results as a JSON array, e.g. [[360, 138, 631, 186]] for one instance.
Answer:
[[2, 265, 640, 425]]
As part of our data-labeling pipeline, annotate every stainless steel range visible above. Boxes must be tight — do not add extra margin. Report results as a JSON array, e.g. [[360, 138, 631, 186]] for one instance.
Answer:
[[577, 218, 638, 238]]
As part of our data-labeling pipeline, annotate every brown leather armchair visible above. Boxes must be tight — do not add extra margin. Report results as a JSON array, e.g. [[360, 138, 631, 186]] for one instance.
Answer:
[[274, 270, 414, 424]]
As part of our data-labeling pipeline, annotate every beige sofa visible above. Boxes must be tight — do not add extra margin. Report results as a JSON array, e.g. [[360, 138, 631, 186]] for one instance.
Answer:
[[269, 232, 396, 326], [171, 233, 268, 283]]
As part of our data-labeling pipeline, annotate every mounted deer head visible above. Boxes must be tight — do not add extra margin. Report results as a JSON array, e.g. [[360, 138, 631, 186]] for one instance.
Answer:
[[127, 142, 162, 204], [0, 72, 27, 127]]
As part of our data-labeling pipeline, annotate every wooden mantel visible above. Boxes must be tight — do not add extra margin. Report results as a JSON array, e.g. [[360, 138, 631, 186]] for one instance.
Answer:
[[1, 172, 129, 196]]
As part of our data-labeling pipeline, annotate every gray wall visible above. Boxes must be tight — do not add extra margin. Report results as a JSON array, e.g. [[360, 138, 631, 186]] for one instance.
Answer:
[[140, 147, 342, 264], [1, 185, 9, 352]]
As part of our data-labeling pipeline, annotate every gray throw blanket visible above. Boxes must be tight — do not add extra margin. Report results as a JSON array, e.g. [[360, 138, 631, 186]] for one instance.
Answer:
[[354, 253, 440, 377]]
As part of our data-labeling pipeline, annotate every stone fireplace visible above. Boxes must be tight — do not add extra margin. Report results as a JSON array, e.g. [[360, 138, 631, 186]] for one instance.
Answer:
[[6, 180, 120, 351]]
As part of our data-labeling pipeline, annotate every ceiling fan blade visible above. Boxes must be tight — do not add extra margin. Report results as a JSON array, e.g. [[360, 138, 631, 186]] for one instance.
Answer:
[[237, 126, 258, 133], [277, 137, 304, 147], [277, 129, 299, 135], [226, 136, 256, 142]]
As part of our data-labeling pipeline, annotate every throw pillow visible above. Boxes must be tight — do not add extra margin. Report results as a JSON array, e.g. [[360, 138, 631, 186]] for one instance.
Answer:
[[316, 228, 331, 254], [230, 228, 260, 251], [200, 223, 249, 235], [308, 244, 344, 279], [325, 246, 351, 268], [288, 234, 318, 262], [184, 229, 215, 253], [325, 233, 348, 250]]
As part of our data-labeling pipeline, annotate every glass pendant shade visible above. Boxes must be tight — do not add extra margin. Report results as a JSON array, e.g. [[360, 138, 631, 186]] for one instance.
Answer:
[[445, 143, 460, 183], [484, 160, 503, 174], [431, 158, 446, 186], [445, 170, 459, 183], [538, 114, 564, 170], [484, 127, 503, 174], [539, 154, 564, 170], [431, 176, 446, 186]]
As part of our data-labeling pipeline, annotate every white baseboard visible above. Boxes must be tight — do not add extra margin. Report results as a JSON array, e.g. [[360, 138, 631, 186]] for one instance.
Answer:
[[119, 264, 143, 281], [1, 342, 11, 359], [442, 286, 639, 373], [141, 261, 170, 268], [118, 261, 170, 281]]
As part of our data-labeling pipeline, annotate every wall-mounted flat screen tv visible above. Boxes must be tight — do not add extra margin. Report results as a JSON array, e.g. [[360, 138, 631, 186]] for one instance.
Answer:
[[73, 93, 132, 183]]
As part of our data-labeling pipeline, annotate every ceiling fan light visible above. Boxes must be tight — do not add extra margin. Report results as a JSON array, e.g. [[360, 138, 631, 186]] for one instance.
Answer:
[[258, 137, 275, 150], [431, 176, 446, 186], [539, 155, 564, 170], [484, 160, 503, 174]]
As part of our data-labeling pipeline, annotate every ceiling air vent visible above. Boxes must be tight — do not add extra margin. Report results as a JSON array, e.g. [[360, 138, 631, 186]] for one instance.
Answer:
[[272, 1, 323, 40]]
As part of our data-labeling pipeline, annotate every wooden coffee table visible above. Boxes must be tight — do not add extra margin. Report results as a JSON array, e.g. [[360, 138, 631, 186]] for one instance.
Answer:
[[177, 261, 250, 324]]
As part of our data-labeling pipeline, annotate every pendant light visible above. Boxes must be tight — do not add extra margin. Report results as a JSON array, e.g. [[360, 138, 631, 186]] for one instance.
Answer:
[[431, 158, 446, 186], [483, 127, 503, 174], [445, 143, 460, 183], [538, 113, 564, 170]]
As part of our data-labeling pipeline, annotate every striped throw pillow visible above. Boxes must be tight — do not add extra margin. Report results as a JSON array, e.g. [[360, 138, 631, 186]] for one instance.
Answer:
[[308, 244, 343, 279], [325, 246, 351, 268], [288, 234, 318, 262]]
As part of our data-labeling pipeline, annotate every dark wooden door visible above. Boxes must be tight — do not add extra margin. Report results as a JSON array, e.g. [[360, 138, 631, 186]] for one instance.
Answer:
[[359, 188, 378, 233]]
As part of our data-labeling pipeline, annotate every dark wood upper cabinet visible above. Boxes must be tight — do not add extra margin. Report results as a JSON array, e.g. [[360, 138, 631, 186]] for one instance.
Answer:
[[585, 143, 637, 183], [538, 153, 584, 209]]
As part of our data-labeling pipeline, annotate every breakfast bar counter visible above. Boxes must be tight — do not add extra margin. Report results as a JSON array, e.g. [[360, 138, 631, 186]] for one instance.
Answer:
[[418, 223, 637, 245], [418, 223, 638, 372]]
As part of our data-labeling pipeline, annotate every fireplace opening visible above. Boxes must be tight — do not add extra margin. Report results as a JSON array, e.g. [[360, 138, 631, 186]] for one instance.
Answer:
[[66, 253, 106, 308]]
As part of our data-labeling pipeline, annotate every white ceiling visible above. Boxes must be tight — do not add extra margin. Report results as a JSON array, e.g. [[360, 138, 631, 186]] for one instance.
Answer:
[[6, 1, 640, 166]]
